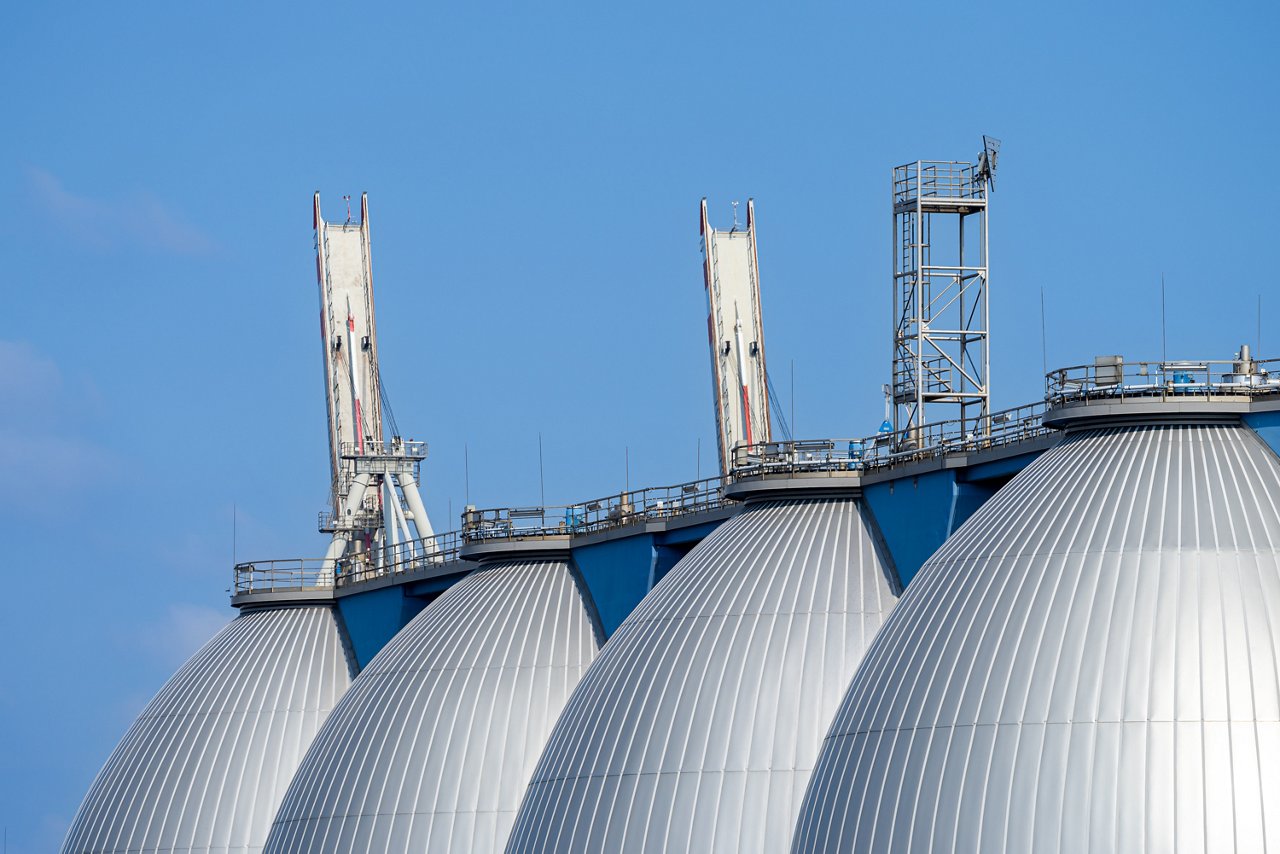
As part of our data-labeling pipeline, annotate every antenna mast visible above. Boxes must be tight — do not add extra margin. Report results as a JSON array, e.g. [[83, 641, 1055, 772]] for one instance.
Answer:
[[314, 192, 435, 580], [891, 136, 999, 448]]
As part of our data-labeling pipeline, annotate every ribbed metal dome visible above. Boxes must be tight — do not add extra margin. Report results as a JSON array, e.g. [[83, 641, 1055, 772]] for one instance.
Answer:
[[264, 558, 600, 853], [507, 497, 899, 853], [794, 423, 1280, 853], [62, 605, 354, 854]]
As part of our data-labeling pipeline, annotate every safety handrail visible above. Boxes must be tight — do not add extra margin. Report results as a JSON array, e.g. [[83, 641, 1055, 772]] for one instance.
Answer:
[[246, 401, 1058, 593], [236, 529, 468, 594], [1045, 356, 1280, 404], [338, 439, 427, 459], [731, 399, 1050, 477], [335, 529, 464, 586], [233, 559, 332, 594], [461, 475, 732, 542], [893, 160, 987, 204], [243, 352, 1280, 598]]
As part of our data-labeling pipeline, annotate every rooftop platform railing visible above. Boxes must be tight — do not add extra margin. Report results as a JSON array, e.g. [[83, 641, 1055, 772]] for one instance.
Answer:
[[338, 439, 427, 459], [244, 398, 1063, 596], [317, 508, 384, 534], [241, 354, 1280, 597], [462, 506, 571, 541], [1046, 357, 1280, 405], [461, 476, 732, 543], [893, 160, 986, 205], [883, 399, 1051, 462], [234, 559, 333, 594], [731, 438, 866, 477], [731, 399, 1051, 478], [236, 530, 467, 596], [335, 529, 465, 588], [460, 415, 1074, 535]]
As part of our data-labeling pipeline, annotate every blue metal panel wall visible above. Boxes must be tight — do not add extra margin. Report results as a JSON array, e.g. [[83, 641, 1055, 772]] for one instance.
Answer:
[[961, 450, 1043, 482], [654, 520, 724, 586], [862, 451, 1044, 586], [570, 535, 657, 637], [336, 586, 432, 670], [652, 544, 689, 587], [657, 519, 725, 546], [329, 524, 732, 670], [861, 471, 958, 587], [1244, 410, 1280, 458]]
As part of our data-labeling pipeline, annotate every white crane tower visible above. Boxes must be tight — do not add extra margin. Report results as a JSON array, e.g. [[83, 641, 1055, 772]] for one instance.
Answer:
[[701, 198, 772, 476], [313, 192, 435, 580]]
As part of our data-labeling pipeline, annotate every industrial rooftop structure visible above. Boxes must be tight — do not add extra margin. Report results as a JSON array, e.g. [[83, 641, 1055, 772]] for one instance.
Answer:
[[63, 141, 1280, 854]]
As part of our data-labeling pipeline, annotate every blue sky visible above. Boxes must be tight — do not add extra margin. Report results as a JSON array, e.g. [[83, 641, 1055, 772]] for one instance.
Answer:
[[3, 1, 1277, 849]]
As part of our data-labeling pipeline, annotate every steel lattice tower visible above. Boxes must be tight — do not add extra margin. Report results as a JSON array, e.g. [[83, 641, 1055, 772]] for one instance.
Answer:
[[891, 140, 998, 448]]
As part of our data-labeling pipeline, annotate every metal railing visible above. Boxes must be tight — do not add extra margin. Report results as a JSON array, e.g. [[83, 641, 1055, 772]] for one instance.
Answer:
[[241, 403, 1055, 595], [335, 529, 464, 587], [731, 399, 1051, 477], [462, 506, 571, 541], [731, 438, 864, 477], [1046, 357, 1280, 405], [339, 439, 427, 459], [233, 559, 333, 594], [241, 351, 1280, 598], [893, 160, 986, 205], [884, 399, 1050, 461], [236, 530, 468, 595], [317, 508, 383, 533], [459, 401, 1051, 548], [462, 476, 731, 543]]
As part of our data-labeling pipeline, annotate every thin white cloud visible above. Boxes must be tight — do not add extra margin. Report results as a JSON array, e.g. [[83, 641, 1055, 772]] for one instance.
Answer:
[[0, 339, 62, 404], [26, 166, 215, 255], [0, 339, 118, 509]]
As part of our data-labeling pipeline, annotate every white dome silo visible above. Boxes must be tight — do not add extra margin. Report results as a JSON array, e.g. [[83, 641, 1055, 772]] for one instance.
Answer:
[[62, 604, 354, 854], [794, 420, 1280, 852], [264, 555, 600, 853], [507, 492, 900, 853]]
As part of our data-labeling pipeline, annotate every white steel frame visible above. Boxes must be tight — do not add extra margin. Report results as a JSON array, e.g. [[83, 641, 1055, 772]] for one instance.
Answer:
[[891, 158, 990, 447]]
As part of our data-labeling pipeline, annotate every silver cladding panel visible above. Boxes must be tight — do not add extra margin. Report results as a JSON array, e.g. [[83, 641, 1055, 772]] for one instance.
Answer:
[[62, 605, 354, 854], [507, 498, 899, 853], [794, 424, 1280, 853], [264, 559, 600, 853]]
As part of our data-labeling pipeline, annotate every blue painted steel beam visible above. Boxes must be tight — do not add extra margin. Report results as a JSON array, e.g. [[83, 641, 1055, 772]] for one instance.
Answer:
[[862, 449, 1044, 586], [570, 536, 660, 638], [335, 585, 436, 670], [1244, 411, 1280, 458]]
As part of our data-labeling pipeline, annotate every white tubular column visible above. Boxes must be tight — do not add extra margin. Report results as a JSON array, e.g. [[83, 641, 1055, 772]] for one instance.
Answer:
[[382, 478, 400, 550], [387, 477, 415, 554], [399, 471, 436, 546], [320, 535, 348, 583], [320, 471, 375, 582]]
